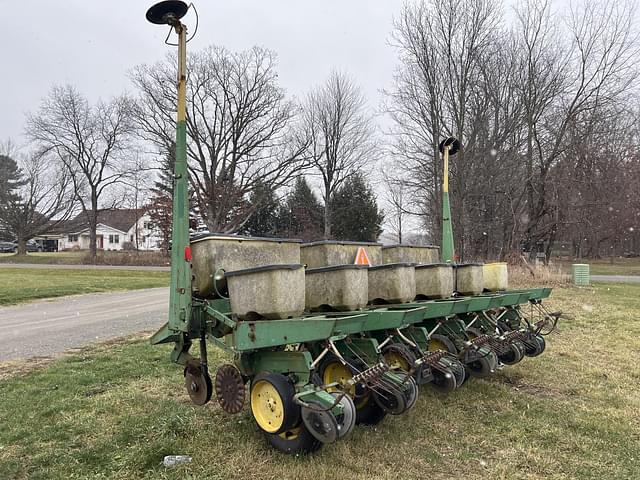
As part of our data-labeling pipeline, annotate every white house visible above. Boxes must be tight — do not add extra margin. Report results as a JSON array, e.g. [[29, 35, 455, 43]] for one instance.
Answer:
[[56, 209, 163, 251]]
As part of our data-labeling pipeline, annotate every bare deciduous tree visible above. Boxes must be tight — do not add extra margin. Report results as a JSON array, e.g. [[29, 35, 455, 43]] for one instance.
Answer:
[[302, 71, 377, 239], [131, 46, 310, 233], [0, 152, 75, 254], [26, 85, 135, 260], [386, 0, 639, 261], [381, 169, 409, 243]]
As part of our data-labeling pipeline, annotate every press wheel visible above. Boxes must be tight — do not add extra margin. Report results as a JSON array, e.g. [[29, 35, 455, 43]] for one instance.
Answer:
[[372, 386, 407, 415], [430, 368, 457, 393], [525, 335, 546, 357], [499, 340, 525, 365], [332, 393, 356, 439], [464, 347, 496, 378], [301, 399, 339, 444]]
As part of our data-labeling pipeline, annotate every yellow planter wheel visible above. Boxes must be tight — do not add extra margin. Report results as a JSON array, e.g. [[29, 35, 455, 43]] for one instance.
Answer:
[[250, 372, 299, 435], [322, 360, 356, 397], [428, 334, 457, 354], [318, 354, 387, 426]]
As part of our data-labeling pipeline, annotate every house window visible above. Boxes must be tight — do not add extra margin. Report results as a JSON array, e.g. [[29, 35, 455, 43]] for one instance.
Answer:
[[68, 234, 78, 242], [109, 234, 120, 244], [144, 221, 154, 230], [130, 235, 134, 242]]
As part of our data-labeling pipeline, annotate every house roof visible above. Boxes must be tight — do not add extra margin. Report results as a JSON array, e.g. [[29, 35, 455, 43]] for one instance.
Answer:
[[51, 209, 145, 235]]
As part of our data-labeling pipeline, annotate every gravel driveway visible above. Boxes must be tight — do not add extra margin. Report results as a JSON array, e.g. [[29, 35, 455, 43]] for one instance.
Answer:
[[0, 288, 169, 362]]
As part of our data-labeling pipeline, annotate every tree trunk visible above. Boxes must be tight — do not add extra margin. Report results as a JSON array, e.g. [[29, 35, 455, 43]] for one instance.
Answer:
[[89, 190, 98, 262], [17, 237, 27, 256], [323, 184, 332, 239]]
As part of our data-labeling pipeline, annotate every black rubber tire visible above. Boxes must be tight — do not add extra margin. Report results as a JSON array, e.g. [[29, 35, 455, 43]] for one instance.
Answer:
[[429, 334, 458, 354], [263, 422, 323, 454], [498, 341, 526, 365], [465, 351, 494, 378], [250, 372, 300, 435], [440, 357, 467, 387], [526, 335, 546, 357], [372, 386, 407, 415], [430, 368, 457, 393], [401, 376, 419, 410], [355, 395, 388, 425]]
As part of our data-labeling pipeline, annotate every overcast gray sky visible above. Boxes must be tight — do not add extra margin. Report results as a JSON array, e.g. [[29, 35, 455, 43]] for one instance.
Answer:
[[3, 0, 402, 145]]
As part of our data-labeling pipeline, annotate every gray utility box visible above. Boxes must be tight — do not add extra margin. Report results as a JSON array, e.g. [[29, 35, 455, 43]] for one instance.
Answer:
[[368, 263, 416, 304], [414, 263, 454, 299], [455, 263, 484, 296], [305, 265, 369, 312], [382, 244, 440, 264], [301, 240, 382, 268], [225, 264, 305, 320], [190, 234, 301, 297]]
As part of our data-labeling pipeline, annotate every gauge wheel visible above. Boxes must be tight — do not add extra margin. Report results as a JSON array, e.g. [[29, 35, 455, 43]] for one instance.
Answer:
[[250, 372, 300, 435]]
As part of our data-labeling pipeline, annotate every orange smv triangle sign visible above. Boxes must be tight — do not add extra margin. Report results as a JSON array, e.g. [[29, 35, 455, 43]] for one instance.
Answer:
[[354, 247, 371, 266]]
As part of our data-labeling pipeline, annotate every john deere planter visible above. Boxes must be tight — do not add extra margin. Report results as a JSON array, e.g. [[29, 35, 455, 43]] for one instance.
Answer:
[[146, 2, 559, 454]]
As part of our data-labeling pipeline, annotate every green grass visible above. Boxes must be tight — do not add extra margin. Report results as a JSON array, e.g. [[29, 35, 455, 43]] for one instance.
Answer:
[[0, 252, 85, 264], [553, 257, 640, 276], [0, 268, 169, 305], [1, 284, 639, 479]]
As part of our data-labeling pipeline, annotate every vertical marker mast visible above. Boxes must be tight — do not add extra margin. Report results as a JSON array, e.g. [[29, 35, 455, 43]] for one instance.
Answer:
[[169, 20, 192, 332], [145, 1, 193, 335], [440, 137, 460, 263]]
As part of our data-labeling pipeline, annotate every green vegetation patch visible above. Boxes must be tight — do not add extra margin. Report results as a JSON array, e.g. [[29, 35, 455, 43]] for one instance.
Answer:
[[0, 285, 639, 479], [0, 268, 169, 305]]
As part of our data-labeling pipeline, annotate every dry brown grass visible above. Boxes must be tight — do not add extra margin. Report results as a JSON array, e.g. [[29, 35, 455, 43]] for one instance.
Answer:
[[509, 264, 571, 288]]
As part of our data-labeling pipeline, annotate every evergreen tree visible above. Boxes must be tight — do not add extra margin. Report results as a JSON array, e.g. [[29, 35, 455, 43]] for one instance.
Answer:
[[148, 145, 175, 249], [0, 155, 25, 205], [277, 177, 324, 241], [0, 155, 26, 241], [330, 173, 384, 242], [242, 182, 281, 237]]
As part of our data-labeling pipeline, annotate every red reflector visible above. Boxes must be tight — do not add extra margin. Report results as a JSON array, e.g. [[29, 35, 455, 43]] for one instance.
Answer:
[[184, 246, 192, 262]]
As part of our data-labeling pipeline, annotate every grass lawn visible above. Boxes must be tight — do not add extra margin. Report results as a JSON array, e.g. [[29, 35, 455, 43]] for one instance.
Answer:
[[552, 257, 640, 276], [0, 252, 85, 264], [1, 285, 639, 479], [0, 268, 169, 305]]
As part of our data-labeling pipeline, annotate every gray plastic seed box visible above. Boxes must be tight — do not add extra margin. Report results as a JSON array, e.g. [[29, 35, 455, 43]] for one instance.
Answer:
[[301, 240, 382, 268], [225, 264, 305, 320], [305, 264, 369, 311], [367, 263, 416, 304], [414, 263, 454, 299], [455, 263, 484, 296], [190, 234, 301, 297], [381, 244, 440, 265]]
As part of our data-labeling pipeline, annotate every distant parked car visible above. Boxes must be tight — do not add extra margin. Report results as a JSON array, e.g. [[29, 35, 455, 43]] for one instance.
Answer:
[[0, 241, 17, 253], [25, 240, 44, 252]]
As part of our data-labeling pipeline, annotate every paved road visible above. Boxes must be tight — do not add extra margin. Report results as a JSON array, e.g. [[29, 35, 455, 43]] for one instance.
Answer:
[[0, 263, 170, 271], [0, 288, 169, 362], [591, 275, 640, 284]]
